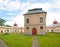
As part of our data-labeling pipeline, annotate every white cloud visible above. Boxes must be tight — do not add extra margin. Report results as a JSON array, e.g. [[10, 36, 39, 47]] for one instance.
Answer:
[[20, 2, 52, 14], [0, 0, 5, 3], [28, 2, 51, 11], [0, 0, 21, 11], [0, 0, 23, 27], [5, 21, 14, 26], [5, 14, 24, 27], [21, 2, 31, 11], [2, 0, 60, 27], [46, 12, 60, 26], [49, 0, 60, 8], [5, 1, 21, 11], [12, 14, 24, 27], [0, 7, 6, 10], [27, 0, 37, 2]]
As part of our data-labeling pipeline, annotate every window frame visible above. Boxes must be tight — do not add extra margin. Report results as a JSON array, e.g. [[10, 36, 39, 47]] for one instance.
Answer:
[[40, 17, 43, 22], [27, 27, 29, 30], [40, 26, 43, 29], [26, 19, 29, 23]]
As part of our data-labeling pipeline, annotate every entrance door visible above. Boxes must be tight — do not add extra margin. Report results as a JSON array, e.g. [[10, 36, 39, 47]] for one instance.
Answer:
[[32, 28, 37, 35], [1, 30, 3, 33]]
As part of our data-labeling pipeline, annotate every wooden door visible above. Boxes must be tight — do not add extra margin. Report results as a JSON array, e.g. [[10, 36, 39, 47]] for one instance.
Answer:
[[32, 28, 37, 35]]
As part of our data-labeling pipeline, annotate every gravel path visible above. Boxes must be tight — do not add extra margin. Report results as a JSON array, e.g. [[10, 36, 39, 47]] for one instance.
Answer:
[[0, 39, 8, 47], [32, 35, 39, 47]]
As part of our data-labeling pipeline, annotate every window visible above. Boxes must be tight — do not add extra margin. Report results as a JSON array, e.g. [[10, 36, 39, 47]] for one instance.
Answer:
[[21, 31, 22, 32], [26, 19, 29, 23], [5, 30, 6, 32], [47, 30, 49, 31], [40, 26, 43, 29], [27, 27, 29, 30], [7, 29, 9, 32], [15, 30, 17, 32], [51, 30, 53, 31], [1, 30, 3, 33], [40, 18, 43, 22]]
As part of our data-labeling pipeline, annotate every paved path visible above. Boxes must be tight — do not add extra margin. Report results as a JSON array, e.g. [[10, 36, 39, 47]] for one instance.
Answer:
[[32, 35, 39, 47], [0, 39, 8, 47]]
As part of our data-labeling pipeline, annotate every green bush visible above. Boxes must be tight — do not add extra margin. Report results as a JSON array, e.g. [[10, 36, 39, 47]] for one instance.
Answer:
[[3, 33, 9, 36]]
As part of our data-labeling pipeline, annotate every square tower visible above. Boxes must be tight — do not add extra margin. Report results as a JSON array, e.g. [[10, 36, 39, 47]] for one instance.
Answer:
[[24, 8, 47, 35]]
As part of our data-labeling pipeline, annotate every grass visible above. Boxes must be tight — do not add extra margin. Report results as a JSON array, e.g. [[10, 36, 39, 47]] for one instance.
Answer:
[[38, 32, 60, 47], [0, 33, 33, 47], [0, 32, 60, 47]]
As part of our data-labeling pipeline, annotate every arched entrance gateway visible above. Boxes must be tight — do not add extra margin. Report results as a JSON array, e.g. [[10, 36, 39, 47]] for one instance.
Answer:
[[32, 28, 37, 35]]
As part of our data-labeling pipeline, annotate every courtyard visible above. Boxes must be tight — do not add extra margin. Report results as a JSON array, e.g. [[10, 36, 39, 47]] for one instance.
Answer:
[[0, 32, 60, 47]]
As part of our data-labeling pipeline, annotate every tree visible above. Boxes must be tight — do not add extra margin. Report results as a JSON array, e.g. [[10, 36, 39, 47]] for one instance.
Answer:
[[0, 18, 6, 26], [5, 25, 11, 27]]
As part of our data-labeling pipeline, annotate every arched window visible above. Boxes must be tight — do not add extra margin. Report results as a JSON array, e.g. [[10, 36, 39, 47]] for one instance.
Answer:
[[40, 26, 43, 29], [26, 19, 29, 23], [40, 18, 43, 22]]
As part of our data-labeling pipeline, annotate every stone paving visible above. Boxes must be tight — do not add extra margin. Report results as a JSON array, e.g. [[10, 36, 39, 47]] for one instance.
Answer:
[[32, 35, 39, 47], [0, 39, 8, 47]]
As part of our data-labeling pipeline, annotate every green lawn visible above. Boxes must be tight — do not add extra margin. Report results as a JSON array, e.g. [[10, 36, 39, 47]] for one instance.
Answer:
[[38, 32, 60, 47], [0, 32, 60, 47], [0, 33, 33, 47]]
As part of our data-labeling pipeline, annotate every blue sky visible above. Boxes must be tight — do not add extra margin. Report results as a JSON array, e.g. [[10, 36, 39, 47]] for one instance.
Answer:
[[0, 0, 60, 27]]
